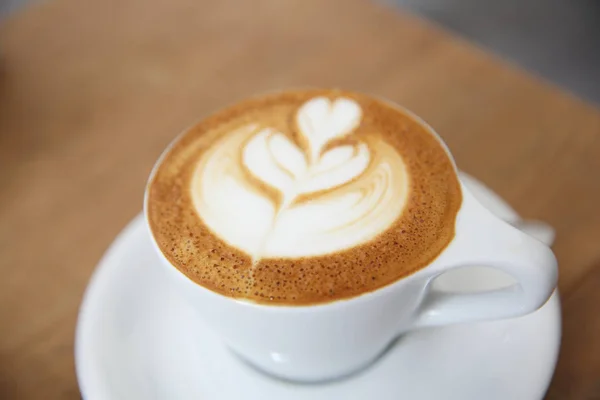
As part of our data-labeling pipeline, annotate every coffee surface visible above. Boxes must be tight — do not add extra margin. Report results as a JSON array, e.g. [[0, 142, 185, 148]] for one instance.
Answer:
[[147, 89, 462, 305]]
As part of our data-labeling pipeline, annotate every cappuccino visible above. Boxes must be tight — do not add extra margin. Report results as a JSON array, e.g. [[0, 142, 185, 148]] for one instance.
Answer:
[[147, 89, 461, 305]]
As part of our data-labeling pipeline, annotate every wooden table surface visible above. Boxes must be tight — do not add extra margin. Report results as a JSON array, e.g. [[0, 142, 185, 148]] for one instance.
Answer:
[[1, 0, 599, 398]]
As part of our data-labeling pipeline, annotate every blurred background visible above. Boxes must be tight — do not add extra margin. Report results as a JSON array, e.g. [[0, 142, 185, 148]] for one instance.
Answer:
[[7, 0, 598, 103], [393, 0, 600, 103]]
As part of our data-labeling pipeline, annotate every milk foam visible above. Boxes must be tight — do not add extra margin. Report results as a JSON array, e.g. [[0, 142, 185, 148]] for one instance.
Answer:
[[190, 97, 409, 260]]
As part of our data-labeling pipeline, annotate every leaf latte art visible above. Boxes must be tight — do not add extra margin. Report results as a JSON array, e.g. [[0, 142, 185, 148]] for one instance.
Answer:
[[190, 97, 409, 260]]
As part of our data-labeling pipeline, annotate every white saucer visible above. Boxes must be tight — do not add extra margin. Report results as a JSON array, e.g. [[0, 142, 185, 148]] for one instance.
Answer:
[[76, 173, 561, 400]]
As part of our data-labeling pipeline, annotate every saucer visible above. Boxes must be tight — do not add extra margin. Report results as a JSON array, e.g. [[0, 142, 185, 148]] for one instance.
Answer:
[[75, 173, 561, 400]]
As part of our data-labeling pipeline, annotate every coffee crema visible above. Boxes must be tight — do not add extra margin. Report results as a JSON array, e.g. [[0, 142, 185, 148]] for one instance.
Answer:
[[147, 89, 462, 305]]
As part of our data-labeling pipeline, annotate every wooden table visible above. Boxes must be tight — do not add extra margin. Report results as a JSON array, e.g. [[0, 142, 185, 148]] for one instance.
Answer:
[[1, 0, 599, 398]]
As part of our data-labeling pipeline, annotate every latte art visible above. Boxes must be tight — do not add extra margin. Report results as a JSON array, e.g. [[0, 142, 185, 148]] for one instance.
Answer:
[[190, 97, 409, 260], [147, 89, 462, 305]]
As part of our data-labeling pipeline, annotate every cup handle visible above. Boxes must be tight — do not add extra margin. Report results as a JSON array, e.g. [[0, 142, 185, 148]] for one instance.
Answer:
[[413, 185, 558, 328]]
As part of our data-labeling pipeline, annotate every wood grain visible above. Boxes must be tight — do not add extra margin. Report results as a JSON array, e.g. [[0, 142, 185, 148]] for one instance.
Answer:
[[0, 0, 599, 398]]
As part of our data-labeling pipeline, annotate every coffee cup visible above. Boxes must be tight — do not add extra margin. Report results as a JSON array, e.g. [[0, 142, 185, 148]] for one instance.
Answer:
[[144, 89, 557, 382]]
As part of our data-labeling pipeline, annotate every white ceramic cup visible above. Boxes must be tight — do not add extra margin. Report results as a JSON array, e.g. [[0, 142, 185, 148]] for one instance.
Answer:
[[144, 119, 558, 383]]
